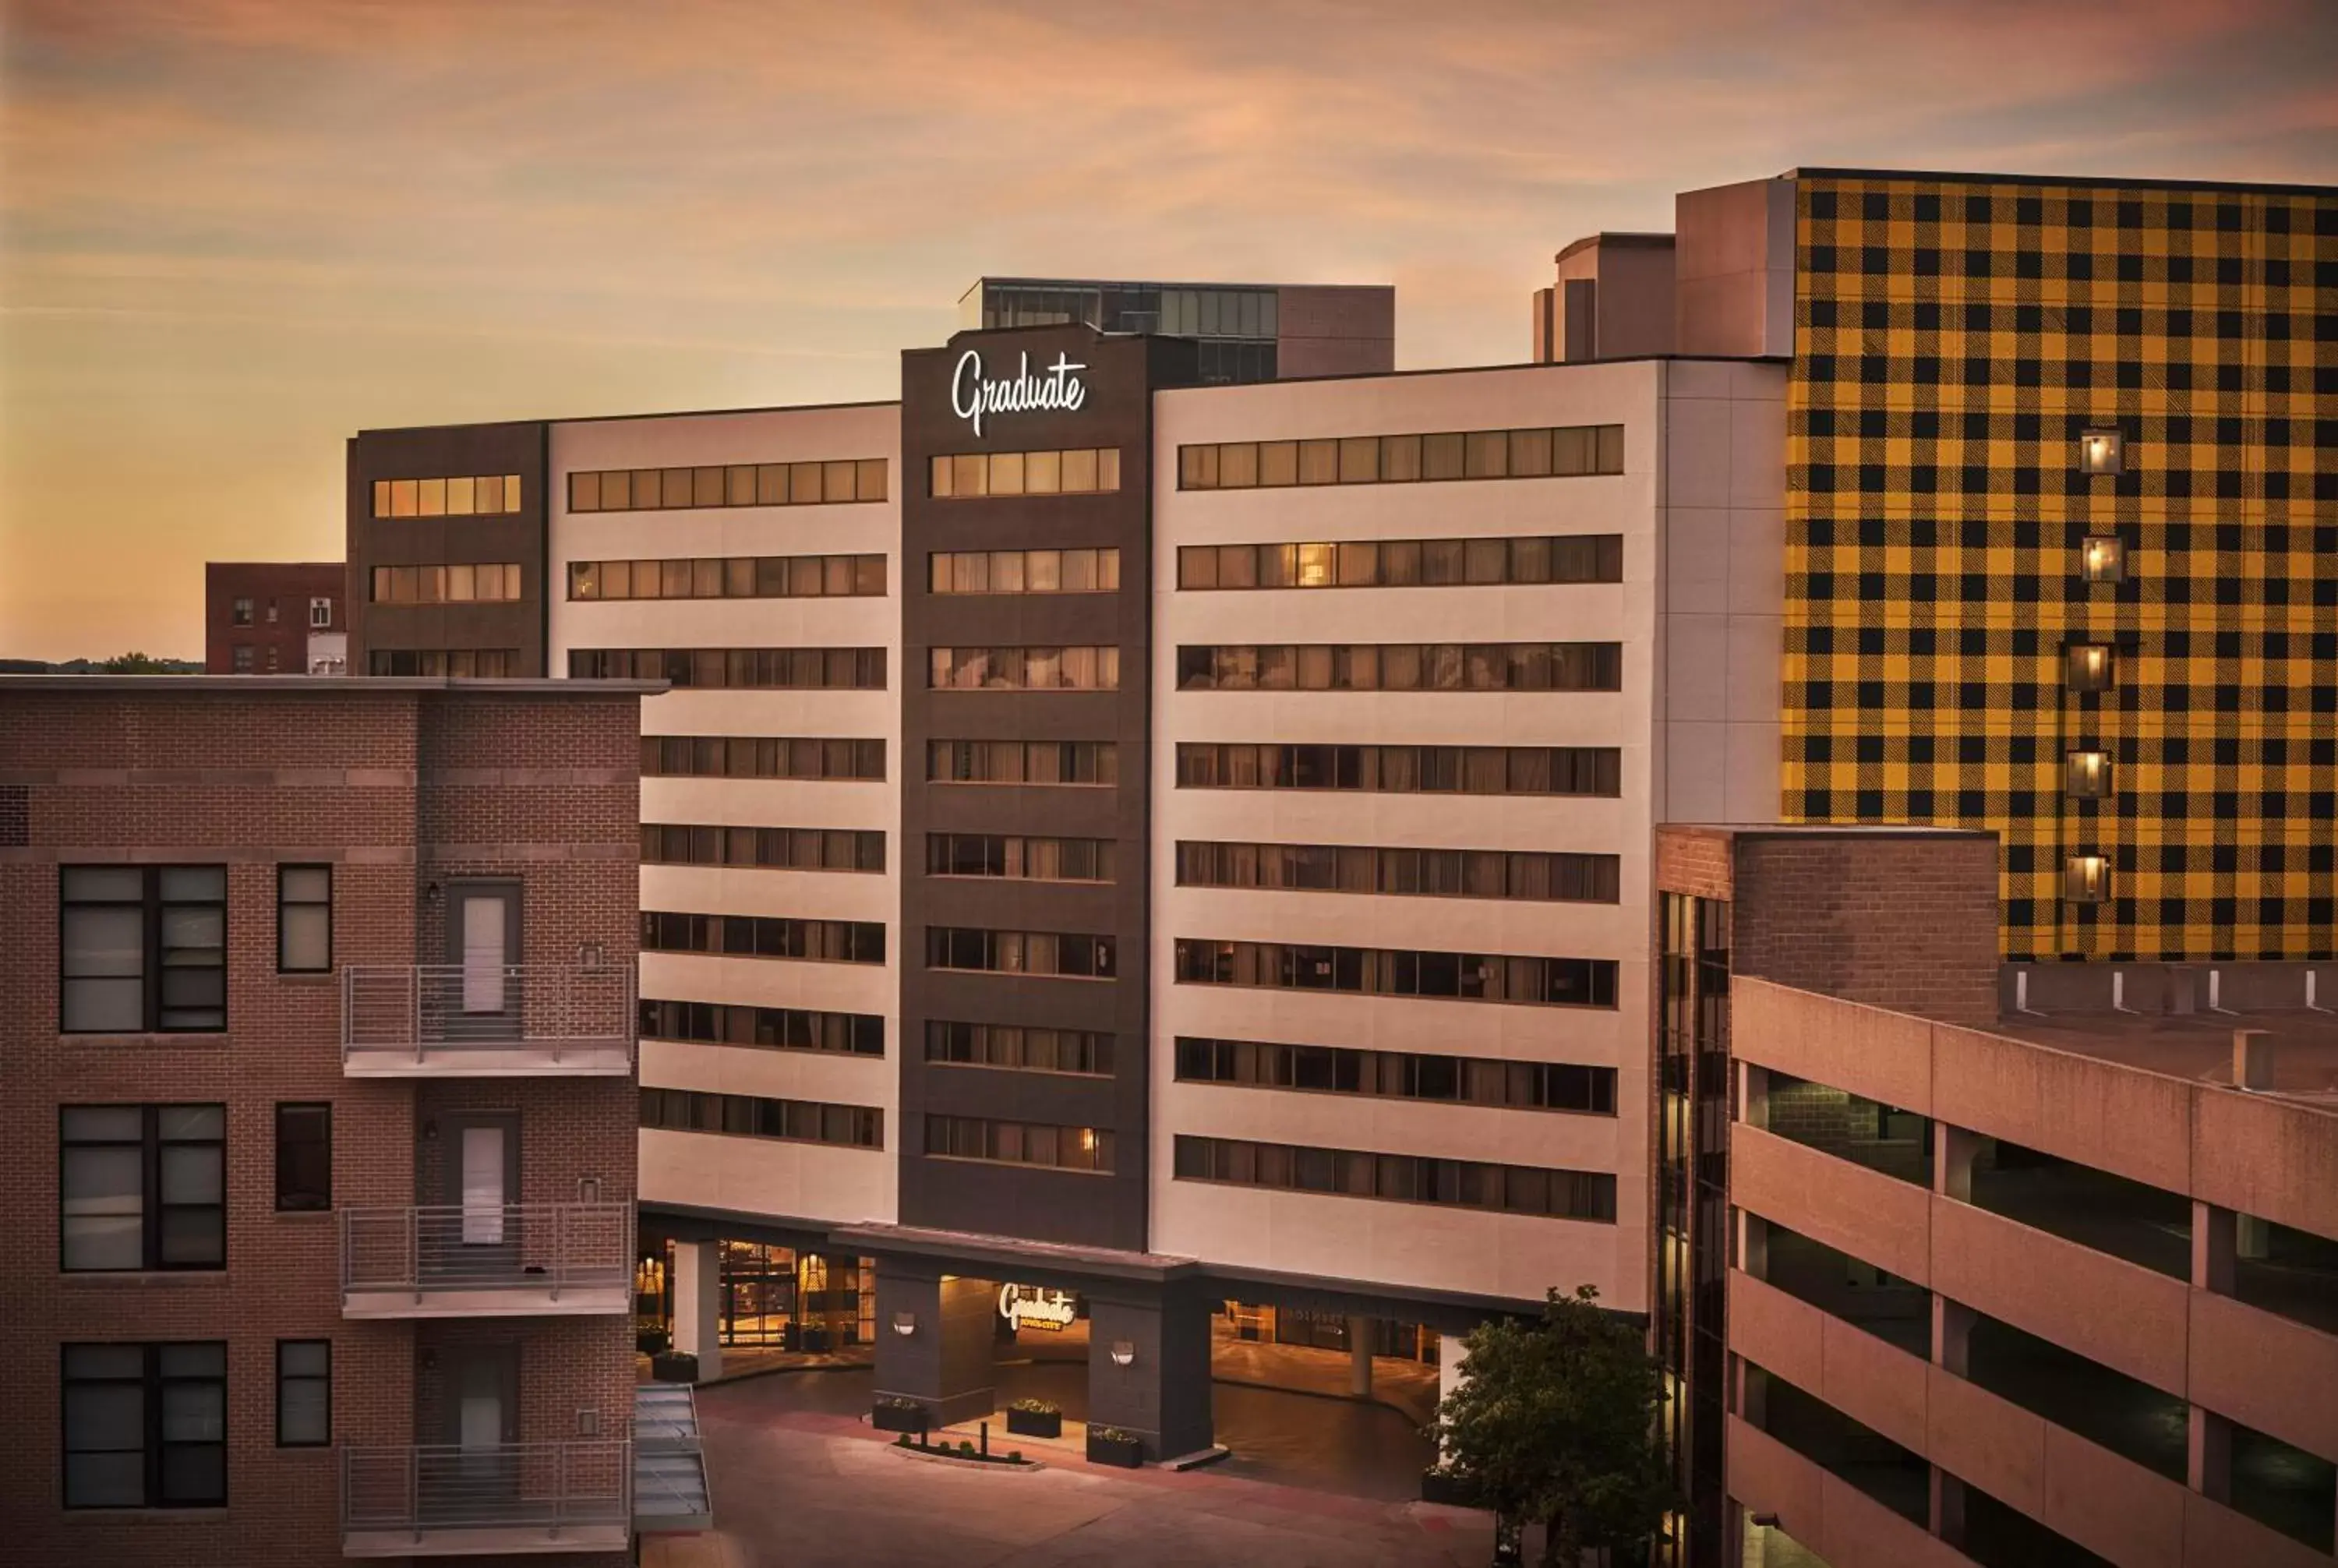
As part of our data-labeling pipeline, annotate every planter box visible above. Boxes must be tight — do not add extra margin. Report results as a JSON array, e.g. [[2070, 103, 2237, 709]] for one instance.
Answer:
[[798, 1327, 833, 1354], [1085, 1431, 1143, 1468], [1420, 1468, 1484, 1508], [635, 1330, 670, 1357], [650, 1351, 700, 1384], [872, 1402, 928, 1435], [1006, 1408, 1062, 1439]]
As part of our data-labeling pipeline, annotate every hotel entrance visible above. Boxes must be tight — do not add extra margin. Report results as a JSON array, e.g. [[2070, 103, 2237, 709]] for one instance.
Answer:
[[636, 1238, 875, 1354]]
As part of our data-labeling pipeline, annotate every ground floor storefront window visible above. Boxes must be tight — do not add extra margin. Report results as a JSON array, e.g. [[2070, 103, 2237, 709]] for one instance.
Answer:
[[1221, 1300, 1441, 1364], [635, 1239, 875, 1348]]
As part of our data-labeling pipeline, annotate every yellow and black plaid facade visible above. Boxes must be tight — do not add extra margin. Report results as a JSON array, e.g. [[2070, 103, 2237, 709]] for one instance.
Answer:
[[1782, 172, 2337, 961]]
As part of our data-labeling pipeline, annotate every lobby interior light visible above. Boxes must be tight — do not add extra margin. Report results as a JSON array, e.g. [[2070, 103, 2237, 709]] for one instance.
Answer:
[[2066, 750, 2112, 799], [2064, 854, 2110, 905], [1110, 1340, 1136, 1367], [2078, 428, 2124, 475], [2080, 535, 2126, 584]]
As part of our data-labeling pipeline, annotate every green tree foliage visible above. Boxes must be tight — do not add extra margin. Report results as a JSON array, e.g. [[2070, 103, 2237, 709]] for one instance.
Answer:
[[1427, 1285, 1676, 1566]]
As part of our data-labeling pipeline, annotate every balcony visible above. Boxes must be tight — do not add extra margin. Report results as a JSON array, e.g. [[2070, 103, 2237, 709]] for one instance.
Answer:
[[341, 1202, 633, 1318], [341, 1440, 631, 1557], [342, 963, 634, 1077]]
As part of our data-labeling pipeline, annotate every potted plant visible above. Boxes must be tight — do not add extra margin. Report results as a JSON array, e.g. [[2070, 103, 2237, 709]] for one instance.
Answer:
[[798, 1324, 833, 1354], [871, 1396, 928, 1435], [1085, 1425, 1143, 1467], [649, 1349, 699, 1384], [636, 1326, 670, 1357], [1005, 1398, 1062, 1439]]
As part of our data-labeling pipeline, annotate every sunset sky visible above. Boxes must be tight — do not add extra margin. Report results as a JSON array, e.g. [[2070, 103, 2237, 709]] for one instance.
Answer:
[[2, 0, 2333, 660]]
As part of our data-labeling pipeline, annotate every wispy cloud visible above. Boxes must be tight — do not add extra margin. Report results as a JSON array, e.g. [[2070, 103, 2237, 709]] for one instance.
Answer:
[[1, 0, 2332, 657]]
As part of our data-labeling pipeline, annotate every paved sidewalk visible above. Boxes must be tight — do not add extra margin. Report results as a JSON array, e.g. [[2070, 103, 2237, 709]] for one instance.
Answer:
[[683, 1376, 1494, 1568]]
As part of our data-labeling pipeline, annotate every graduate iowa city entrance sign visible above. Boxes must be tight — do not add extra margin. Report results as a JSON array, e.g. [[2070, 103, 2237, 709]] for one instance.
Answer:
[[998, 1282, 1077, 1333], [952, 349, 1087, 437]]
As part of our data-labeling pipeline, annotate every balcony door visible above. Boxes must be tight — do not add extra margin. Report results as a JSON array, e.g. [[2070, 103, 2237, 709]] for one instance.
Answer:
[[442, 1111, 520, 1255], [433, 1343, 519, 1516], [447, 878, 521, 1037]]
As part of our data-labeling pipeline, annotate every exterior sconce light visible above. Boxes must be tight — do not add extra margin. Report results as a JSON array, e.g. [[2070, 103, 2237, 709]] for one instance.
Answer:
[[2065, 644, 2114, 694], [891, 1312, 916, 1337], [2080, 535, 2125, 584], [2066, 750, 2112, 800], [2078, 429, 2124, 475], [1110, 1340, 1136, 1368], [2064, 855, 2110, 905]]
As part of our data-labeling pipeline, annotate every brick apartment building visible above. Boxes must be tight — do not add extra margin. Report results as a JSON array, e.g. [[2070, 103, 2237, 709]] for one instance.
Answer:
[[0, 674, 659, 1564], [205, 562, 348, 675]]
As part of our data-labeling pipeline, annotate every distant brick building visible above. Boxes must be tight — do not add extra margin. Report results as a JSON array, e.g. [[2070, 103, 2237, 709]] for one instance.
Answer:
[[204, 562, 347, 675], [0, 674, 659, 1564]]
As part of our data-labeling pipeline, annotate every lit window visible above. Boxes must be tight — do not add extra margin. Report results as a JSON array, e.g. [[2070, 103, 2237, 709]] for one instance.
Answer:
[[2064, 855, 2110, 904], [309, 597, 333, 628], [2077, 429, 2124, 475], [2080, 535, 2125, 583], [2065, 644, 2114, 694], [2065, 751, 2112, 800]]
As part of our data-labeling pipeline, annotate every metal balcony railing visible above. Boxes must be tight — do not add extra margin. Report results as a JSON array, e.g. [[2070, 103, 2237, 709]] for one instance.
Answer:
[[340, 1202, 633, 1308], [341, 962, 634, 1068], [341, 1440, 631, 1547]]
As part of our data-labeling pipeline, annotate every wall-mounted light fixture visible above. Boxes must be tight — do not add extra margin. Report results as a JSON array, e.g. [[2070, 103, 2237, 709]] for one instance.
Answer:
[[1110, 1340, 1136, 1368], [2064, 854, 2110, 904], [2080, 535, 2126, 584], [892, 1312, 917, 1338], [2078, 429, 2124, 475], [2066, 750, 2113, 800], [2065, 643, 2114, 694]]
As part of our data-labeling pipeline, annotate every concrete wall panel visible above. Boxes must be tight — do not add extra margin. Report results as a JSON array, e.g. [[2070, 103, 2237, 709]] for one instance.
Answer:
[[1733, 1126, 1931, 1285]]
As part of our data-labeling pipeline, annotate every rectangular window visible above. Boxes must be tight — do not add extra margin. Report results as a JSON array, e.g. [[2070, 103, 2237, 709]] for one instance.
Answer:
[[276, 864, 330, 973], [924, 1114, 1113, 1173], [567, 553, 885, 602], [276, 1341, 330, 1448], [565, 648, 887, 690], [371, 472, 523, 517], [1178, 535, 1619, 590], [638, 736, 884, 781], [1178, 425, 1621, 489], [62, 1342, 228, 1508], [366, 649, 518, 677], [925, 927, 1115, 980], [61, 1104, 226, 1272], [1172, 1135, 1613, 1221], [638, 1089, 882, 1149], [924, 1020, 1114, 1076], [563, 460, 884, 512], [927, 740, 1116, 786], [274, 1104, 331, 1213], [61, 866, 226, 1033], [927, 548, 1120, 595], [638, 998, 884, 1056], [1176, 1036, 1614, 1114], [929, 448, 1121, 499], [1172, 939, 1616, 1010], [640, 824, 885, 873], [230, 598, 253, 627], [925, 834, 1116, 883], [639, 912, 886, 966], [1176, 841, 1617, 903], [927, 646, 1121, 691], [1175, 644, 1621, 694]]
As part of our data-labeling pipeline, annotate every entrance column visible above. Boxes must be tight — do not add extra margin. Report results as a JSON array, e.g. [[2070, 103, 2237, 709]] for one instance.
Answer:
[[1347, 1315, 1375, 1399], [1089, 1278, 1213, 1460], [673, 1240, 723, 1383], [872, 1259, 994, 1426]]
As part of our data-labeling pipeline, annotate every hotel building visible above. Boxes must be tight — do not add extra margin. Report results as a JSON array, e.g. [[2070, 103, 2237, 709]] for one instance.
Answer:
[[333, 165, 2333, 1563], [0, 675, 669, 1563]]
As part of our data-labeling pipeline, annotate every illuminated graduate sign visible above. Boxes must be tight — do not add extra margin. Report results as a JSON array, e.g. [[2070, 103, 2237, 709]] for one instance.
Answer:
[[998, 1282, 1077, 1333], [952, 349, 1087, 438]]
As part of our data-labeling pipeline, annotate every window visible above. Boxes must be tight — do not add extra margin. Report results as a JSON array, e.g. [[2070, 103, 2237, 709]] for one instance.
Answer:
[[61, 866, 227, 1033], [924, 1115, 1113, 1172], [2077, 429, 2124, 475], [2065, 643, 2114, 694], [1176, 842, 1618, 903], [231, 645, 254, 673], [638, 999, 883, 1056], [263, 647, 281, 673], [927, 549, 1121, 595], [369, 473, 523, 517], [62, 1342, 227, 1507], [1175, 1036, 1615, 1114], [1176, 643, 1622, 693], [925, 927, 1115, 980], [1179, 535, 1621, 590], [565, 458, 885, 513], [926, 1021, 1114, 1075], [927, 646, 1121, 690], [928, 447, 1121, 499], [1173, 938, 1617, 1009], [638, 1088, 883, 1149], [639, 911, 885, 965], [2081, 535, 2126, 584], [1179, 424, 1622, 489], [276, 865, 330, 973], [276, 1342, 330, 1448], [567, 648, 886, 689], [274, 1104, 330, 1213], [367, 649, 518, 677], [640, 825, 885, 873], [61, 1104, 226, 1271], [926, 835, 1115, 882], [568, 553, 885, 601], [1173, 1135, 1614, 1221], [263, 599, 279, 623], [927, 740, 1117, 785], [230, 598, 253, 627], [1175, 743, 1619, 796], [641, 736, 884, 781], [309, 598, 333, 628], [369, 564, 525, 603]]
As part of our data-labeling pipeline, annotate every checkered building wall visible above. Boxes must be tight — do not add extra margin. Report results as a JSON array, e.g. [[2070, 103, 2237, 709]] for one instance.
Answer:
[[1782, 173, 2338, 962]]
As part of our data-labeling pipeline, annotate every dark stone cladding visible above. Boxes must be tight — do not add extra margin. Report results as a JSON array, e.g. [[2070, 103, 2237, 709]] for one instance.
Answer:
[[346, 420, 553, 676], [897, 325, 1199, 1252]]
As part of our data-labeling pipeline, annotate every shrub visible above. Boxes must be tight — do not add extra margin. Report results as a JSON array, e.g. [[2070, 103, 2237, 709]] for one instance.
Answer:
[[1091, 1426, 1139, 1445], [1007, 1397, 1060, 1415]]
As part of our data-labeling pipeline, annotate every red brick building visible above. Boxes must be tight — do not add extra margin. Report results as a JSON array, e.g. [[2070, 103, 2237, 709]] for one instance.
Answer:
[[204, 562, 347, 675], [0, 674, 659, 1565]]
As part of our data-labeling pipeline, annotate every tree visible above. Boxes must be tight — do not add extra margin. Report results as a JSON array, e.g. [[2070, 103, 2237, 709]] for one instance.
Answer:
[[100, 652, 186, 674], [1427, 1285, 1676, 1567]]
